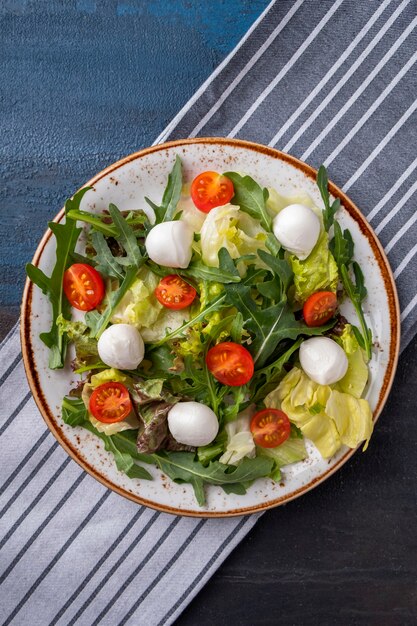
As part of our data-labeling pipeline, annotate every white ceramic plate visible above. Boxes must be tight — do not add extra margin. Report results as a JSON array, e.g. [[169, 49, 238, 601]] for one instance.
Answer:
[[21, 138, 400, 517]]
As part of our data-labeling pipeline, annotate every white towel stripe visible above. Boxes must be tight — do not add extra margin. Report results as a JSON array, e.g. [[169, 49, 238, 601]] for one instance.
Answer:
[[374, 177, 417, 235], [385, 210, 417, 254], [188, 0, 304, 139], [301, 14, 417, 160], [394, 243, 417, 279], [268, 0, 393, 148], [324, 59, 417, 166], [343, 115, 417, 192], [367, 155, 417, 221], [228, 0, 345, 138], [401, 292, 417, 321]]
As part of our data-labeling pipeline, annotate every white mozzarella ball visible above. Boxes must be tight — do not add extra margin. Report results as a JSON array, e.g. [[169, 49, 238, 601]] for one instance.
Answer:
[[145, 221, 194, 268], [98, 323, 145, 370], [272, 204, 320, 260], [167, 401, 219, 447], [299, 337, 348, 386]]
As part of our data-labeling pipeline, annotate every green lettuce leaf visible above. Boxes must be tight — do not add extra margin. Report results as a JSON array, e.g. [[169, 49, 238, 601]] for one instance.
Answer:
[[110, 267, 162, 329], [200, 203, 267, 269], [56, 314, 99, 369], [257, 434, 307, 472], [289, 230, 338, 302], [333, 324, 369, 398], [265, 367, 373, 458]]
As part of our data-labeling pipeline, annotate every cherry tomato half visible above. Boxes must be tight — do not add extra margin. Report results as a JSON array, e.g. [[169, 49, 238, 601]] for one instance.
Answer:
[[89, 382, 132, 423], [63, 263, 105, 311], [155, 275, 197, 310], [190, 171, 234, 213], [206, 341, 254, 386], [303, 291, 338, 327], [250, 408, 291, 448]]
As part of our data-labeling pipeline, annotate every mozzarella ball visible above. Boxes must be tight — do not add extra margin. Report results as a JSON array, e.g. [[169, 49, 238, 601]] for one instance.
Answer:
[[145, 220, 194, 268], [299, 337, 348, 385], [272, 204, 320, 260], [98, 323, 145, 370], [167, 401, 219, 447]]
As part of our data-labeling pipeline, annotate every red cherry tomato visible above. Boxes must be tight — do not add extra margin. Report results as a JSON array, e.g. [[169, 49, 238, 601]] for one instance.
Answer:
[[303, 291, 338, 327], [155, 275, 197, 310], [250, 408, 291, 448], [63, 263, 105, 311], [190, 171, 234, 213], [89, 382, 132, 424], [206, 342, 254, 386]]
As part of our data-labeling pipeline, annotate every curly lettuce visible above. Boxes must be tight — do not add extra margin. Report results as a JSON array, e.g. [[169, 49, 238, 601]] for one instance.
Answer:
[[110, 267, 162, 328], [56, 314, 99, 369], [289, 230, 338, 303], [266, 188, 321, 216], [200, 203, 267, 269]]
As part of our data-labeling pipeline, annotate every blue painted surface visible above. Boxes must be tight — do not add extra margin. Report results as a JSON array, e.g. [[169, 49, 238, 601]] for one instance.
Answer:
[[0, 0, 269, 321]]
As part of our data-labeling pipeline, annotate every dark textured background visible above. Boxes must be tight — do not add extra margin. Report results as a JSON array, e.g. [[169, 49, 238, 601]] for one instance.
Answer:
[[2, 2, 416, 624]]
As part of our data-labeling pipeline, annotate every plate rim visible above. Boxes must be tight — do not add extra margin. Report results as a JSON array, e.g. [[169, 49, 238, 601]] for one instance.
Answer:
[[20, 137, 401, 517]]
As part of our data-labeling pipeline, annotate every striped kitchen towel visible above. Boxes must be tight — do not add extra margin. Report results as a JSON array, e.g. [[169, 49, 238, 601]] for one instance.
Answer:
[[1, 1, 417, 624]]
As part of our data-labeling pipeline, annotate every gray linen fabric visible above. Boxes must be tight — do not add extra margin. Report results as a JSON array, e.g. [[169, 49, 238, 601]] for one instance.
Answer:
[[1, 1, 417, 624]]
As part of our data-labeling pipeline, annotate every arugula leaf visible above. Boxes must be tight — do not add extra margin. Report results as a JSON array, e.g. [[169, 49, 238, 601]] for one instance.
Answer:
[[85, 265, 141, 338], [182, 248, 241, 284], [150, 293, 228, 348], [152, 451, 274, 506], [145, 155, 183, 223], [66, 209, 118, 237], [230, 312, 245, 343], [82, 422, 153, 480], [62, 396, 88, 427], [224, 172, 272, 231], [91, 231, 125, 281], [67, 208, 147, 237], [329, 221, 353, 268], [257, 249, 293, 298], [317, 165, 341, 232], [265, 233, 281, 256], [61, 396, 153, 478], [221, 483, 251, 496], [26, 187, 90, 368], [248, 339, 303, 404], [340, 264, 373, 359], [108, 204, 143, 268], [225, 283, 335, 368], [221, 385, 248, 422], [316, 165, 372, 357], [197, 431, 228, 465]]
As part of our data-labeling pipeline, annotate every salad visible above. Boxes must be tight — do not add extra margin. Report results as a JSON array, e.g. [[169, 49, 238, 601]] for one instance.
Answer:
[[26, 158, 374, 506]]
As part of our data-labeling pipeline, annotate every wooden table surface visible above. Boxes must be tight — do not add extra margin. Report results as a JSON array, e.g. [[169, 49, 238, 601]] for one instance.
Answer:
[[1, 2, 416, 624]]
